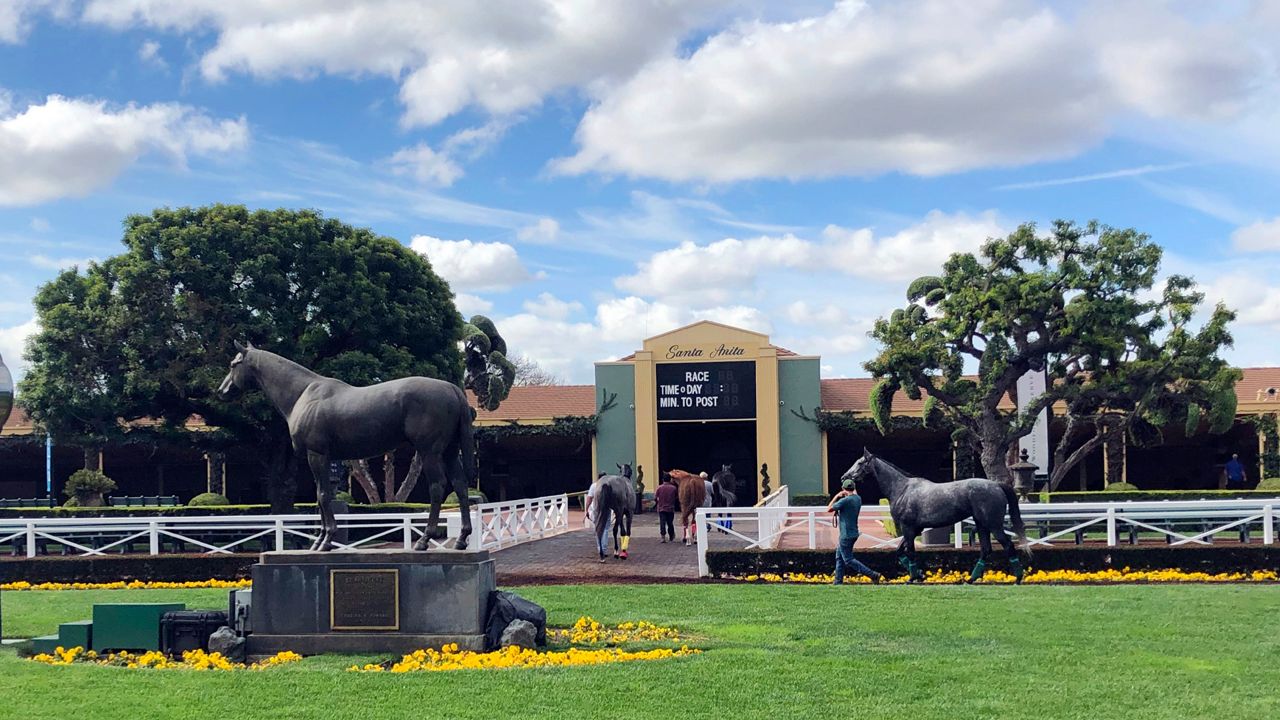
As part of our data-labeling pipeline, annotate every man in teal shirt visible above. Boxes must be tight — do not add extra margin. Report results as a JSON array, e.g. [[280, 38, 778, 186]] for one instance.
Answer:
[[827, 478, 882, 585]]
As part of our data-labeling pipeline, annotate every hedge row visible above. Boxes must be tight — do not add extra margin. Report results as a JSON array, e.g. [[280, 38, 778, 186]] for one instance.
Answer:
[[793, 489, 1280, 506], [0, 554, 258, 584], [706, 545, 1280, 578], [1040, 489, 1280, 503], [0, 502, 459, 519]]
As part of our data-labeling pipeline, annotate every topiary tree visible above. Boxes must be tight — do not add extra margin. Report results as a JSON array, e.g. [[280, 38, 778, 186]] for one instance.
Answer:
[[463, 315, 515, 411], [866, 220, 1237, 485], [63, 469, 116, 507]]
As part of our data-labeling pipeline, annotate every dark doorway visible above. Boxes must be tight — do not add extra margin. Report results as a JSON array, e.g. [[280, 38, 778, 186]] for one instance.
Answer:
[[658, 420, 758, 504]]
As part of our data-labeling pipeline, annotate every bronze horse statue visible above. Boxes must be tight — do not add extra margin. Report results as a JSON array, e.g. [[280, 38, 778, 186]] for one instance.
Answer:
[[842, 449, 1026, 583], [219, 341, 475, 551]]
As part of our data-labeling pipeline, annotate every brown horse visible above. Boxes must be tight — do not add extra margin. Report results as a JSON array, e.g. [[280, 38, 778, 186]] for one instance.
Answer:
[[664, 469, 707, 546]]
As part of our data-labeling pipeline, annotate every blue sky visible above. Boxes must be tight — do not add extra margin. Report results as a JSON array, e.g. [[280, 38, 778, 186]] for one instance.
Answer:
[[2, 1, 1280, 384]]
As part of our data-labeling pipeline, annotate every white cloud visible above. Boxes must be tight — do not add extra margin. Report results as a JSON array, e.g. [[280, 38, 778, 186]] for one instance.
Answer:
[[409, 235, 536, 292], [522, 292, 582, 321], [1231, 218, 1280, 253], [822, 210, 1004, 281], [0, 0, 69, 43], [0, 316, 38, 384], [82, 0, 737, 128], [454, 292, 493, 317], [617, 210, 1004, 307], [517, 217, 560, 244], [555, 0, 1271, 182], [29, 254, 98, 270], [615, 234, 812, 303], [138, 39, 166, 68], [388, 142, 463, 187], [28, 217, 50, 232], [0, 93, 249, 206]]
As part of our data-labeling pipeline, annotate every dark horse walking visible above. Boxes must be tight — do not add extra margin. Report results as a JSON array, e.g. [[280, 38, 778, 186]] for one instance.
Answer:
[[219, 341, 475, 551], [842, 449, 1026, 583], [594, 464, 635, 562]]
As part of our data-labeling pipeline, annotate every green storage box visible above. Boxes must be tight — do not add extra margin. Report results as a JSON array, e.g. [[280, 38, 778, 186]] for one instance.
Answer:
[[91, 603, 185, 651], [58, 620, 93, 650]]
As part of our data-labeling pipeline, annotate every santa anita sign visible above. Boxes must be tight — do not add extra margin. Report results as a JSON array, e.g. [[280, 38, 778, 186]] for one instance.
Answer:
[[664, 343, 748, 360]]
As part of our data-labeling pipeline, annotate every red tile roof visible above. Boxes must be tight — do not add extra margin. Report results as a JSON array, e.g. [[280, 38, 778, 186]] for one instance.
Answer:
[[470, 385, 597, 421], [6, 368, 1280, 432]]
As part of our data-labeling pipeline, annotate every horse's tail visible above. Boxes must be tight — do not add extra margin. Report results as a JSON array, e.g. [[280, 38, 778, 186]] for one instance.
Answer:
[[596, 481, 615, 539], [1000, 483, 1029, 554], [457, 390, 477, 483]]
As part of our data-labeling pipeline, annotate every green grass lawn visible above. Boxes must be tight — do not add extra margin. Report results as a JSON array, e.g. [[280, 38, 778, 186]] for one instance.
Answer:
[[2, 584, 1278, 719]]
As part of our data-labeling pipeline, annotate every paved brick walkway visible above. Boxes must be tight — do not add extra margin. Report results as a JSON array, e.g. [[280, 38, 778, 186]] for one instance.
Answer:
[[493, 507, 892, 584], [494, 510, 704, 584]]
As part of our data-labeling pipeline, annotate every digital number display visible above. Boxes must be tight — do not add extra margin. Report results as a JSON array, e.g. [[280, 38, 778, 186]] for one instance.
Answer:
[[655, 361, 755, 421]]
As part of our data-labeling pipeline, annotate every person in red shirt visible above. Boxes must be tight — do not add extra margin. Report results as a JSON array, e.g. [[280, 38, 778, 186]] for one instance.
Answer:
[[654, 474, 679, 543]]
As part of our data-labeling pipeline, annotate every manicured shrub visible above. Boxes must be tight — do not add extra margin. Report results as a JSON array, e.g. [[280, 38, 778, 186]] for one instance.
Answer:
[[334, 491, 355, 504], [706, 545, 1280, 579], [188, 492, 230, 507], [1104, 482, 1140, 491], [0, 554, 257, 584], [1256, 477, 1280, 491], [445, 491, 488, 506], [64, 469, 116, 507]]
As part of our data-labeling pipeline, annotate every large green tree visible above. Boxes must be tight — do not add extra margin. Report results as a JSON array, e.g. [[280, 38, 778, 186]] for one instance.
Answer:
[[865, 220, 1237, 485], [22, 205, 477, 510]]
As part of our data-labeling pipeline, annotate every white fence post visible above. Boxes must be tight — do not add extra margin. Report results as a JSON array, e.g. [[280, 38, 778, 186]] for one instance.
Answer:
[[402, 517, 413, 549], [274, 519, 285, 551], [1265, 504, 1274, 545], [148, 521, 160, 555], [696, 508, 709, 577], [25, 522, 36, 558], [954, 521, 963, 549], [1106, 506, 1117, 546], [807, 512, 816, 549]]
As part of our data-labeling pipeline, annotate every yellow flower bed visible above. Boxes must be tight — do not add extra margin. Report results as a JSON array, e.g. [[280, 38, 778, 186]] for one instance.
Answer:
[[547, 616, 682, 645], [348, 643, 700, 673], [735, 568, 1280, 584], [1, 579, 251, 591], [30, 646, 300, 671]]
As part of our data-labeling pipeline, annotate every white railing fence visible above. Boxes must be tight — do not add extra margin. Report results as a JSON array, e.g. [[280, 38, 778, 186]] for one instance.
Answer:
[[696, 498, 1280, 577], [0, 493, 570, 558]]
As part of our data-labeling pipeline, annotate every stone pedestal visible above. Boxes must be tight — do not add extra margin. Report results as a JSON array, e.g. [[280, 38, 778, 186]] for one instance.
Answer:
[[245, 549, 495, 656]]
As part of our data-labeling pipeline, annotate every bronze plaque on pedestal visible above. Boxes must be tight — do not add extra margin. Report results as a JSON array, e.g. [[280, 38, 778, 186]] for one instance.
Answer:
[[330, 569, 399, 630]]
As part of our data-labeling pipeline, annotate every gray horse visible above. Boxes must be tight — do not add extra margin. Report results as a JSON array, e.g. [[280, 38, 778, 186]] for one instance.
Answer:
[[219, 341, 475, 551], [594, 463, 636, 562], [841, 449, 1026, 583], [711, 464, 737, 507]]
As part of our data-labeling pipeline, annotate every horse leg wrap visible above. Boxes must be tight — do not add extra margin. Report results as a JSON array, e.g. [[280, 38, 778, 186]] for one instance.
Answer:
[[1009, 556, 1024, 584], [968, 559, 987, 584], [620, 535, 630, 555], [898, 555, 922, 581]]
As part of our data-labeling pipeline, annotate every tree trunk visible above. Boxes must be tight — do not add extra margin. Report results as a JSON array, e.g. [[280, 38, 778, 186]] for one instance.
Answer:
[[82, 446, 101, 472], [383, 452, 396, 501], [979, 424, 1013, 484], [347, 459, 381, 504], [394, 452, 424, 502], [265, 439, 297, 514]]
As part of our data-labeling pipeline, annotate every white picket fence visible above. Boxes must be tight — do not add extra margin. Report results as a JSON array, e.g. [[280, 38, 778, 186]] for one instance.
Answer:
[[0, 493, 570, 557], [696, 497, 1280, 577]]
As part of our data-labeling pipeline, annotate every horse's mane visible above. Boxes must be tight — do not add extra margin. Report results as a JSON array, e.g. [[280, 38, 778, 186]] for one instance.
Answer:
[[866, 453, 921, 480]]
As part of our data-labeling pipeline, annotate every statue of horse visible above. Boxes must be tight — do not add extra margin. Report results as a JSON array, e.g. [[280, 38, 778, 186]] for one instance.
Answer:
[[841, 449, 1026, 583], [594, 463, 635, 562], [663, 469, 707, 546], [218, 341, 475, 552]]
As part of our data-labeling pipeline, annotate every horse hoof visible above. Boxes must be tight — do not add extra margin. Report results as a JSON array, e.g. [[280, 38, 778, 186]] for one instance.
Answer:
[[412, 539, 431, 551], [454, 539, 468, 551]]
